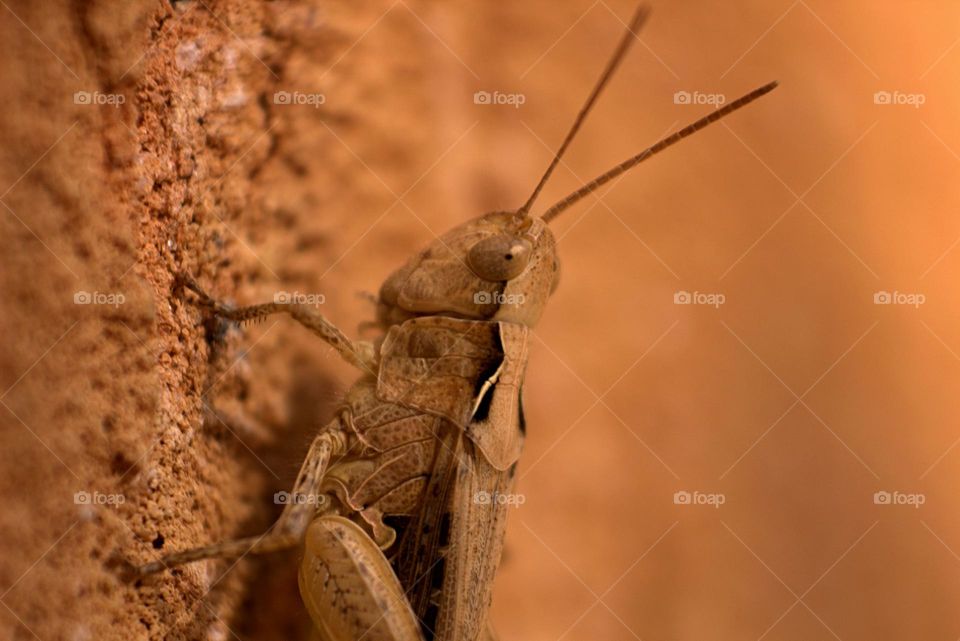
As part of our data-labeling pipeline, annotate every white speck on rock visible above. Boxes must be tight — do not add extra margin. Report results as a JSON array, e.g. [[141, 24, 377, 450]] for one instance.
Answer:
[[220, 85, 248, 109], [145, 468, 159, 491], [222, 46, 238, 70], [176, 40, 204, 71]]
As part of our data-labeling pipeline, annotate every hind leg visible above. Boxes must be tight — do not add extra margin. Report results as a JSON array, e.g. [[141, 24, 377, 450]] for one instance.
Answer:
[[136, 418, 348, 576], [299, 515, 425, 641]]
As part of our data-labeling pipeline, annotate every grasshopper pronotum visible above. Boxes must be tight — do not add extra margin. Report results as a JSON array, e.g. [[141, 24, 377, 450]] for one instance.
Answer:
[[136, 5, 776, 640]]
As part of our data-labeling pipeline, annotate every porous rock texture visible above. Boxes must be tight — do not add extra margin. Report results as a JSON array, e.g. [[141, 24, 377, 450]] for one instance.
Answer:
[[0, 2, 445, 639]]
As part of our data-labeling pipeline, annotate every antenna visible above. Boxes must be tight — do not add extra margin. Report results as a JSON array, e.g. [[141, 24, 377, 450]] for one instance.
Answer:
[[516, 3, 651, 217], [541, 80, 778, 223]]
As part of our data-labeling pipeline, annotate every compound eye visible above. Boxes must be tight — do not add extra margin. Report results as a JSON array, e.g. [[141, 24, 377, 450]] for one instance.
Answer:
[[467, 234, 532, 281]]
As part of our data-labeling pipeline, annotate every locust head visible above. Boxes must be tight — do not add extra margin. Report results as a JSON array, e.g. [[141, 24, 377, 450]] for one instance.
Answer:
[[378, 211, 560, 328]]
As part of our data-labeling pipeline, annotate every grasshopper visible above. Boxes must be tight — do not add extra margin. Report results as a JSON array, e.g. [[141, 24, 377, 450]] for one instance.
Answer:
[[135, 5, 776, 640]]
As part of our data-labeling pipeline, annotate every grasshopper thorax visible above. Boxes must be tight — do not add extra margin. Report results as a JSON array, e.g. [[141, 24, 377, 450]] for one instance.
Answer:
[[377, 211, 559, 329]]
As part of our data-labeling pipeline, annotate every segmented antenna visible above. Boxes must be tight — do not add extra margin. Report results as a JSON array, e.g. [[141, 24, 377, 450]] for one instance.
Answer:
[[516, 3, 651, 217], [541, 80, 778, 223]]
